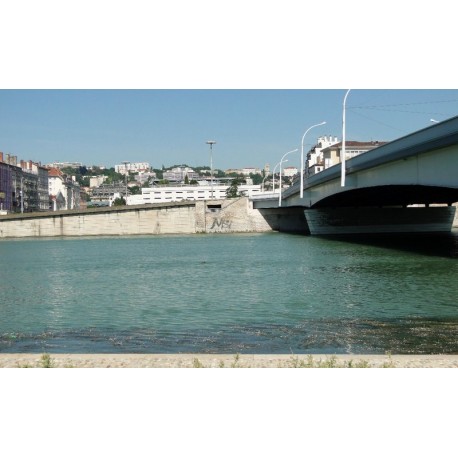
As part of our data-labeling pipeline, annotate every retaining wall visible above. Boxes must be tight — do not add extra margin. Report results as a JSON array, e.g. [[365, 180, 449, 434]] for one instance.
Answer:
[[0, 198, 308, 238]]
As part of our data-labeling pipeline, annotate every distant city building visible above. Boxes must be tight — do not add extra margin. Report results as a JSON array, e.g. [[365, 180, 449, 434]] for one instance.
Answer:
[[163, 166, 199, 182], [135, 171, 157, 185], [89, 175, 107, 188], [87, 165, 106, 171], [91, 182, 127, 204], [0, 152, 49, 213], [21, 160, 50, 211], [115, 162, 151, 175], [46, 161, 83, 169], [283, 166, 298, 177], [225, 167, 262, 176], [305, 137, 386, 175], [320, 140, 387, 170], [241, 167, 262, 176], [225, 168, 241, 175], [48, 167, 81, 211], [306, 136, 339, 175], [128, 183, 262, 205]]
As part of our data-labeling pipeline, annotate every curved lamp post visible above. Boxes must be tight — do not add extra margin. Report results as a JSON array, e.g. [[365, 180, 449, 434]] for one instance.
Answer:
[[278, 148, 298, 206], [341, 89, 351, 187], [261, 171, 270, 193], [300, 121, 326, 199], [272, 159, 287, 194]]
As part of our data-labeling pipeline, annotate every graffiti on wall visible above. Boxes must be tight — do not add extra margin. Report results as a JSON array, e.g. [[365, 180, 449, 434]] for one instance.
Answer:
[[209, 217, 232, 231]]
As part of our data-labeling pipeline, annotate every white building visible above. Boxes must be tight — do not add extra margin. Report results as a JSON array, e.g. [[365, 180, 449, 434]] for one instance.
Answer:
[[241, 167, 262, 176], [48, 167, 81, 211], [283, 166, 298, 177], [46, 161, 83, 169], [135, 171, 157, 184], [306, 136, 339, 175], [127, 184, 262, 205], [89, 175, 107, 188], [319, 140, 387, 170], [115, 162, 151, 175], [163, 166, 199, 182]]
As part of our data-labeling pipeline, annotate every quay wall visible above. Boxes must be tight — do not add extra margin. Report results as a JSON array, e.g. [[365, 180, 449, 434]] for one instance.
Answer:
[[0, 198, 308, 238], [3, 199, 452, 239]]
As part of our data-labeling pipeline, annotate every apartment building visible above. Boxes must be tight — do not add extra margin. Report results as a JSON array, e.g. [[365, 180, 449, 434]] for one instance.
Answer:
[[0, 152, 49, 213], [115, 162, 151, 175], [48, 167, 81, 211], [163, 166, 199, 182]]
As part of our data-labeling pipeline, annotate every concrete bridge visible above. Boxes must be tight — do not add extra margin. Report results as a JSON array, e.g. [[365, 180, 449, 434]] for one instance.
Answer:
[[253, 116, 458, 235]]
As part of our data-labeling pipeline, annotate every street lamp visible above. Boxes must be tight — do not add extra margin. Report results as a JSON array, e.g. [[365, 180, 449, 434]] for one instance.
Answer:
[[271, 160, 287, 194], [122, 161, 130, 205], [278, 149, 298, 206], [341, 89, 351, 187], [206, 140, 216, 198], [20, 176, 24, 213], [261, 172, 270, 193], [300, 121, 326, 199]]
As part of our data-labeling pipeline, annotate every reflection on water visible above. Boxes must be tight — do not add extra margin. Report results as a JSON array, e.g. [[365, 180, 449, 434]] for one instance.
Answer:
[[1, 317, 457, 354], [1, 232, 458, 354], [322, 231, 458, 259]]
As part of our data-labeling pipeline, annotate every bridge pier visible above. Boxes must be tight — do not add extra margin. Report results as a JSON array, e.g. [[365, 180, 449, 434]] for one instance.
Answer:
[[304, 206, 456, 236]]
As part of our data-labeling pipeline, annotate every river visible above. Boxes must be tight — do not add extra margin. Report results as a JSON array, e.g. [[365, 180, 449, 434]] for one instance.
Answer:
[[1, 232, 457, 354]]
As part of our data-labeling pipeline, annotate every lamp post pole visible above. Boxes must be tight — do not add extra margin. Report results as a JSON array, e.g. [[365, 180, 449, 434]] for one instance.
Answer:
[[122, 161, 130, 204], [261, 172, 270, 193], [206, 140, 216, 198], [278, 149, 298, 206], [20, 176, 24, 213], [300, 121, 326, 199], [271, 160, 286, 194], [341, 89, 351, 187]]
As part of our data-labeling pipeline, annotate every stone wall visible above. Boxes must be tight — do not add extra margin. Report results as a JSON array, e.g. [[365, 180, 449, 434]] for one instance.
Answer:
[[0, 198, 307, 239], [2, 198, 453, 238]]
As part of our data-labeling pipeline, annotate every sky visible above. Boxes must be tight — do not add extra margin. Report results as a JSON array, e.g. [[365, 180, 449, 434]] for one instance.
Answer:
[[1, 89, 458, 171]]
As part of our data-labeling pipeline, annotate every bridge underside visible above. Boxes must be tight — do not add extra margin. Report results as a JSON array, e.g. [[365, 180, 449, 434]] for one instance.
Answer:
[[313, 185, 458, 208]]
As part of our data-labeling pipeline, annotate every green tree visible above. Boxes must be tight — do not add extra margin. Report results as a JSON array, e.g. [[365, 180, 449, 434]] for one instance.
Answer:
[[226, 178, 242, 198], [153, 169, 163, 179], [128, 185, 141, 195], [249, 173, 263, 185], [112, 197, 126, 206], [102, 168, 124, 184]]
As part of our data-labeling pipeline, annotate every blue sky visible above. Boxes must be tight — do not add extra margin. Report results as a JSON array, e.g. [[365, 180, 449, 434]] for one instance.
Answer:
[[1, 89, 458, 171]]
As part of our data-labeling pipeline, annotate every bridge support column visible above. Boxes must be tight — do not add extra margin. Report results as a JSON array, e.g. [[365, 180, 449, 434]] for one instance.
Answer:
[[304, 206, 456, 236]]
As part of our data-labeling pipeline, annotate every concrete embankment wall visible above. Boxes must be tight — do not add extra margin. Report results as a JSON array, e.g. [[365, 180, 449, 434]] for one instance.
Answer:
[[0, 198, 308, 238]]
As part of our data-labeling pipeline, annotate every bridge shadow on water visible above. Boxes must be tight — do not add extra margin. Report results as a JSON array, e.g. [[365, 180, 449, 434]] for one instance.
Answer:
[[317, 231, 458, 258]]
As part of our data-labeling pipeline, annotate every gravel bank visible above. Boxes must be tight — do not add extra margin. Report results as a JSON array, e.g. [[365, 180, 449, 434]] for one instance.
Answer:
[[1, 353, 458, 368]]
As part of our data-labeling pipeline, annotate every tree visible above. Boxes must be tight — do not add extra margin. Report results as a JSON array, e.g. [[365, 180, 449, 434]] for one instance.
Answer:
[[226, 178, 242, 198], [128, 185, 141, 195], [249, 173, 263, 185], [153, 169, 163, 179], [112, 197, 126, 206], [184, 175, 189, 185]]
